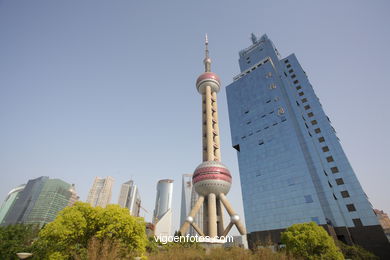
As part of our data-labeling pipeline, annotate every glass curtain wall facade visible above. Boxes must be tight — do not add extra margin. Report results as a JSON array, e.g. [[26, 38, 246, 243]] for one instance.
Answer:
[[226, 34, 390, 258], [153, 179, 173, 223], [25, 179, 74, 226], [0, 184, 25, 223], [1, 176, 48, 225], [118, 180, 141, 217], [1, 177, 77, 227]]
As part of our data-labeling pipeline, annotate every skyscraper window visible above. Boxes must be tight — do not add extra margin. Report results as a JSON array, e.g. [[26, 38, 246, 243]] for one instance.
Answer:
[[347, 204, 356, 212], [304, 195, 314, 203]]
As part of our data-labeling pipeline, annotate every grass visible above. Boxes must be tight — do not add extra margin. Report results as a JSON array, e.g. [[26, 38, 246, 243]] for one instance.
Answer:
[[147, 246, 296, 260]]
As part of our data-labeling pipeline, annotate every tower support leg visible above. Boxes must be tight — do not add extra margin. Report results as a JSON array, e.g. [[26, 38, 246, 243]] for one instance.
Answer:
[[216, 198, 224, 236], [179, 195, 204, 235], [208, 193, 217, 237], [219, 193, 246, 235]]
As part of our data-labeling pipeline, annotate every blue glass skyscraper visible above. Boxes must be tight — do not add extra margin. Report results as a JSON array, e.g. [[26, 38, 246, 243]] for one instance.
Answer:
[[226, 34, 390, 258]]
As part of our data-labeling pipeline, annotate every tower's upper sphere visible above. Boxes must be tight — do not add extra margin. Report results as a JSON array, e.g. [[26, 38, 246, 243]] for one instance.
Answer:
[[196, 72, 221, 94], [192, 161, 232, 196]]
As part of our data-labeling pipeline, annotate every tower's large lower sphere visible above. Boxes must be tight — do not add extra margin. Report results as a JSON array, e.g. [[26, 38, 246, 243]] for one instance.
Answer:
[[193, 161, 232, 196]]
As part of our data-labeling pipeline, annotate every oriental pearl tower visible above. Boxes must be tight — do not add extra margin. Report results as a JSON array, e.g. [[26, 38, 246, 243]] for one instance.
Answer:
[[179, 36, 246, 238]]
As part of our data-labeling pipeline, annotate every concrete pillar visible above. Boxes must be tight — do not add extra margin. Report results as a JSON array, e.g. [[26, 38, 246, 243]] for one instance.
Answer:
[[222, 222, 234, 237], [219, 193, 246, 235], [208, 193, 217, 237], [216, 198, 224, 236], [191, 222, 205, 237], [179, 195, 205, 235]]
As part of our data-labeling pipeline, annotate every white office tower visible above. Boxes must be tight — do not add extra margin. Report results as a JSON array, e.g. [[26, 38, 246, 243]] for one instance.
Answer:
[[118, 180, 141, 217], [86, 176, 114, 208], [180, 174, 203, 236], [153, 179, 173, 236]]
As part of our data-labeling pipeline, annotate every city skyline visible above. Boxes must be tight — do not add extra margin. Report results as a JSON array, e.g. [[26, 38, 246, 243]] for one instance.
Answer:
[[1, 1, 390, 233]]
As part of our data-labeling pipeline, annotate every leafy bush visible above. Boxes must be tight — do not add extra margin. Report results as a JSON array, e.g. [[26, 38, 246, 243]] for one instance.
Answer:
[[281, 222, 343, 260], [337, 241, 378, 260], [32, 202, 147, 259]]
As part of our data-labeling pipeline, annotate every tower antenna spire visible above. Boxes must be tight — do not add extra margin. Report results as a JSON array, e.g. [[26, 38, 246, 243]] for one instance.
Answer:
[[204, 34, 211, 72]]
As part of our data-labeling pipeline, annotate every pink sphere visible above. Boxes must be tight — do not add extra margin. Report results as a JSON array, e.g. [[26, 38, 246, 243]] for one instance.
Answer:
[[196, 72, 221, 94], [192, 161, 232, 196]]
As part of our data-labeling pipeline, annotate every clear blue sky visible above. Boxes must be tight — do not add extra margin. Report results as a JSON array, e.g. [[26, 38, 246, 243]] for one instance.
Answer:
[[1, 0, 389, 233]]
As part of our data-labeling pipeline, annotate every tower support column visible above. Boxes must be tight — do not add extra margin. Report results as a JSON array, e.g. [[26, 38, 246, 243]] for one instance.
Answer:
[[179, 195, 204, 235], [216, 198, 224, 236], [219, 193, 246, 235], [208, 193, 217, 237]]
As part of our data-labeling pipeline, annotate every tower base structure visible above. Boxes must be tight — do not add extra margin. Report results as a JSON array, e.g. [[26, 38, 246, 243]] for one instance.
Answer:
[[179, 192, 246, 238]]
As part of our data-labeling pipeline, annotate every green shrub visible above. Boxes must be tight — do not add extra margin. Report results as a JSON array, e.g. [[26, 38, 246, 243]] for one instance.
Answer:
[[337, 241, 378, 260], [33, 202, 147, 259], [281, 222, 343, 260]]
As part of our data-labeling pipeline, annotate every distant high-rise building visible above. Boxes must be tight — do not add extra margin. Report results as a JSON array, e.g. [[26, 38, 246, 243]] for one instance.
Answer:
[[180, 174, 203, 236], [2, 176, 48, 225], [118, 180, 141, 217], [0, 184, 25, 223], [25, 179, 78, 226], [374, 209, 390, 230], [153, 179, 173, 236], [68, 184, 79, 206], [180, 174, 192, 232], [374, 209, 390, 241], [1, 177, 77, 226], [86, 176, 114, 208], [226, 34, 390, 258]]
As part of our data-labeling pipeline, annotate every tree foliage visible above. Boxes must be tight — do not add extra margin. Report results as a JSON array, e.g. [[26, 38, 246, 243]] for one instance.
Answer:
[[32, 202, 147, 259], [337, 241, 378, 260], [281, 222, 343, 260], [0, 224, 40, 260]]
